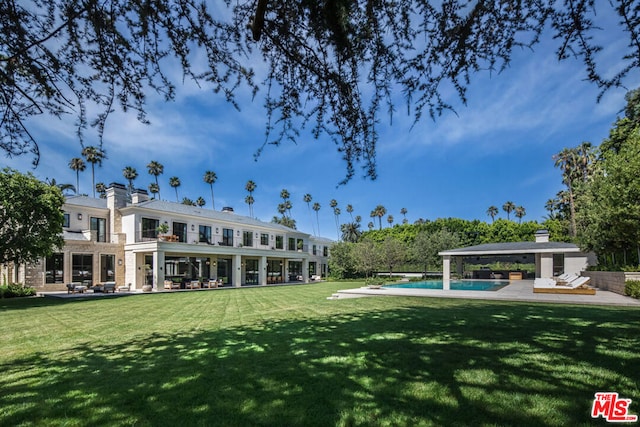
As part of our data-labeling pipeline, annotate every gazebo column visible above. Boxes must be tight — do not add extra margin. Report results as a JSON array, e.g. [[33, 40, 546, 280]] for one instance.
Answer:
[[456, 257, 463, 277], [442, 255, 451, 290], [538, 253, 554, 278]]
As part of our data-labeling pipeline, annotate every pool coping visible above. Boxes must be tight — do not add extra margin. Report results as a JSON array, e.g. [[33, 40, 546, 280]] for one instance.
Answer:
[[334, 280, 640, 307]]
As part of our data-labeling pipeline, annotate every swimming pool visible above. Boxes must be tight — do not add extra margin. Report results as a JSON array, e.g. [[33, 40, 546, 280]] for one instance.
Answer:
[[384, 280, 507, 291]]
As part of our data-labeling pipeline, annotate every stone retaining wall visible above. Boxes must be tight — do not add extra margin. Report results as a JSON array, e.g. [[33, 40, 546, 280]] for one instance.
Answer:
[[582, 271, 640, 295]]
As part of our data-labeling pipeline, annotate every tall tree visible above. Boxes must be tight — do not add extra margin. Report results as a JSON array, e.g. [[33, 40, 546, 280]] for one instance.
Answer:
[[486, 206, 499, 222], [387, 214, 394, 227], [245, 180, 257, 217], [514, 206, 526, 224], [346, 204, 354, 221], [312, 202, 321, 237], [147, 161, 164, 200], [68, 157, 85, 195], [303, 194, 315, 236], [148, 183, 159, 200], [3, 2, 637, 182], [280, 189, 292, 218], [400, 207, 408, 224], [341, 222, 361, 243], [0, 169, 64, 279], [196, 196, 206, 207], [122, 166, 138, 193], [371, 205, 387, 230], [203, 171, 217, 210], [502, 201, 516, 221], [45, 178, 75, 195], [95, 182, 107, 199], [169, 176, 181, 202], [333, 207, 341, 240], [81, 146, 106, 198]]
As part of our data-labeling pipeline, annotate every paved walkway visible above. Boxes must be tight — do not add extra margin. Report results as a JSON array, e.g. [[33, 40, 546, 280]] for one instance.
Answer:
[[333, 280, 640, 307]]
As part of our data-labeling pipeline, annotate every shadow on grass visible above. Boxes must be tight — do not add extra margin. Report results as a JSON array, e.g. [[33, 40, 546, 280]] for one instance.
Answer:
[[1, 302, 638, 426]]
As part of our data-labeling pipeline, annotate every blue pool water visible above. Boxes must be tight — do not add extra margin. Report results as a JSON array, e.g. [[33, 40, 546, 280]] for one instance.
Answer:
[[384, 280, 506, 291]]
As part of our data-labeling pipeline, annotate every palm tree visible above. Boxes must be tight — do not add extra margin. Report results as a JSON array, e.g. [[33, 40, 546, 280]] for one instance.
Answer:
[[502, 201, 516, 220], [81, 146, 106, 197], [370, 205, 386, 230], [515, 206, 526, 224], [196, 196, 206, 207], [46, 178, 75, 195], [486, 205, 499, 222], [203, 170, 217, 210], [245, 180, 257, 217], [122, 166, 138, 193], [554, 147, 579, 236], [367, 221, 375, 230], [245, 195, 255, 216], [169, 176, 181, 202], [341, 222, 361, 243], [280, 189, 292, 218], [544, 198, 556, 219], [387, 214, 394, 227], [400, 207, 408, 224], [303, 193, 315, 235], [68, 157, 85, 195], [312, 202, 321, 236], [346, 204, 354, 221], [95, 182, 107, 199], [147, 160, 164, 199], [148, 183, 159, 199], [355, 215, 362, 223], [181, 197, 195, 206], [333, 207, 341, 239]]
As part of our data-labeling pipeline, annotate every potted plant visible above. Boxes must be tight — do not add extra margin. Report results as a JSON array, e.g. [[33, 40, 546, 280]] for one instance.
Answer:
[[156, 223, 169, 240]]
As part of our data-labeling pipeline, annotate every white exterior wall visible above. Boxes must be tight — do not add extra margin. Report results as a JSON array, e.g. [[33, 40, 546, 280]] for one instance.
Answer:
[[564, 253, 593, 276]]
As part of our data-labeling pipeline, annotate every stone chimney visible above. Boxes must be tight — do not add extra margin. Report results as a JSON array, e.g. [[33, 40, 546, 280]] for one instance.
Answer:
[[106, 183, 127, 239], [535, 230, 550, 243], [131, 188, 149, 204]]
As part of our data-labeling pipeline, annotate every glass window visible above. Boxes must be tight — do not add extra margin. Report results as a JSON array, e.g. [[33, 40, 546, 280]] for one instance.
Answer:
[[72, 254, 93, 283], [199, 225, 212, 243], [173, 222, 187, 243], [288, 237, 295, 251], [313, 245, 317, 255], [100, 254, 115, 282], [91, 217, 106, 242], [142, 218, 159, 239], [261, 233, 269, 246], [63, 213, 70, 228], [245, 259, 259, 285], [275, 235, 284, 249], [45, 253, 64, 284], [243, 231, 253, 247], [323, 246, 328, 257], [222, 228, 233, 246], [297, 239, 304, 251]]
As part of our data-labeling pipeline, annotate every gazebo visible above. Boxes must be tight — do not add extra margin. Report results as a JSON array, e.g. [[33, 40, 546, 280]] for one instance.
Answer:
[[438, 230, 596, 290]]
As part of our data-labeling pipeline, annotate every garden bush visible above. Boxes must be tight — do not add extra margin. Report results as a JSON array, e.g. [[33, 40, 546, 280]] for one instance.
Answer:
[[624, 280, 640, 299], [0, 283, 36, 298]]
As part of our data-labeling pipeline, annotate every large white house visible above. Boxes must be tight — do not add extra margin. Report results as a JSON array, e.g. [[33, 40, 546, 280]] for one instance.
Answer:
[[9, 183, 331, 291]]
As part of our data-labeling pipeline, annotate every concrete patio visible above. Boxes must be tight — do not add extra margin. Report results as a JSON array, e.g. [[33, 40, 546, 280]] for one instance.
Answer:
[[330, 280, 640, 307]]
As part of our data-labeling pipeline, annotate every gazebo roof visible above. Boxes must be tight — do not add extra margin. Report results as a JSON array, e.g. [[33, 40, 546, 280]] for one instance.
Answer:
[[439, 241, 582, 256]]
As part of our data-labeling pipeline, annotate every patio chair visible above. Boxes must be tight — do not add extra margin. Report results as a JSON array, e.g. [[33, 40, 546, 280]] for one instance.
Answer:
[[186, 280, 200, 289]]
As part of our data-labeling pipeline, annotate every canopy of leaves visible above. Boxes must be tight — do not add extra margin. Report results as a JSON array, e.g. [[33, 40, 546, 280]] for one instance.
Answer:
[[0, 168, 65, 266], [2, 1, 638, 181]]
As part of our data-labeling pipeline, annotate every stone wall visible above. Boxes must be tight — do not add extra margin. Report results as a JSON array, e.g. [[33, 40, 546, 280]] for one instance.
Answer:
[[581, 271, 640, 295]]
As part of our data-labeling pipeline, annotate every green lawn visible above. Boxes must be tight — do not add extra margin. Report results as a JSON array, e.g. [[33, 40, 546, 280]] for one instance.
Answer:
[[1, 282, 638, 426]]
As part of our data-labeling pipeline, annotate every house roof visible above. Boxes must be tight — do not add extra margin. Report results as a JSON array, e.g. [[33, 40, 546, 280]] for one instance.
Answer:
[[121, 199, 314, 237], [439, 241, 582, 256], [64, 195, 108, 209]]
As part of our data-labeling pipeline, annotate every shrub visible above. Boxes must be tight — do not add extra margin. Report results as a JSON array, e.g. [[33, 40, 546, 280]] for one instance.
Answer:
[[624, 280, 640, 299], [364, 277, 386, 287], [0, 283, 36, 298]]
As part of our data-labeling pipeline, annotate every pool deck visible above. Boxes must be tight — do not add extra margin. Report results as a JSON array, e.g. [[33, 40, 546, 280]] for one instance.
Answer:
[[332, 280, 640, 307]]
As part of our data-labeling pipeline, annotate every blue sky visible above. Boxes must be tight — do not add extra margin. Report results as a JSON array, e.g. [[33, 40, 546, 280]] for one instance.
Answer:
[[1, 5, 637, 240]]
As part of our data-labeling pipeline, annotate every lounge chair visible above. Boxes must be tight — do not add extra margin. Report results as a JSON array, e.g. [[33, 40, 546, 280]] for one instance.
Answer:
[[66, 282, 86, 293], [533, 276, 595, 295]]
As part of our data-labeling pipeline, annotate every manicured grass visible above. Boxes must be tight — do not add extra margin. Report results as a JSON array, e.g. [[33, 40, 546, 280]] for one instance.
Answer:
[[1, 282, 639, 426]]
